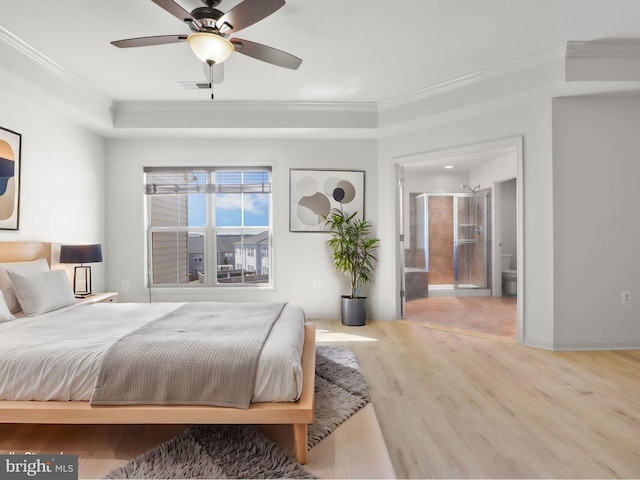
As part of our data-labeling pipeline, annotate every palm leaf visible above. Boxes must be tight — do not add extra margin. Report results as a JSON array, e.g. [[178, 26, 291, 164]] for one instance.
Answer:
[[323, 208, 380, 298]]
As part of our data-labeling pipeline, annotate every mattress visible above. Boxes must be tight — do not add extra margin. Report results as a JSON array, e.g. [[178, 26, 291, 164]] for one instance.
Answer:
[[0, 301, 305, 403]]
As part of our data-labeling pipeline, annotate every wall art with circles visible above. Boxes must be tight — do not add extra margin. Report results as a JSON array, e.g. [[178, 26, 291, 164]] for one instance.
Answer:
[[289, 169, 364, 232]]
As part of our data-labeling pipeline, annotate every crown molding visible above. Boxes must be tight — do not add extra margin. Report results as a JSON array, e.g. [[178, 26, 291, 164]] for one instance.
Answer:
[[0, 25, 70, 79], [565, 39, 640, 82], [0, 26, 110, 104], [378, 43, 567, 112], [113, 100, 378, 129], [566, 39, 640, 58], [0, 25, 112, 127], [4, 25, 639, 134], [114, 100, 377, 113]]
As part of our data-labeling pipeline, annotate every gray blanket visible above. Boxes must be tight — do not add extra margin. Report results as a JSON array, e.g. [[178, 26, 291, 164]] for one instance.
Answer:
[[90, 302, 286, 409]]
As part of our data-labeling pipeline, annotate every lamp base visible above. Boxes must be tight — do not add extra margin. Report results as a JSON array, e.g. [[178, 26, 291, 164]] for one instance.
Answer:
[[74, 293, 94, 299], [73, 265, 93, 298]]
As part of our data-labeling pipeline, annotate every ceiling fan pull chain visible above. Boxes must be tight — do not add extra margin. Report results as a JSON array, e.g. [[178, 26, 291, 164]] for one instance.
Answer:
[[209, 62, 215, 100]]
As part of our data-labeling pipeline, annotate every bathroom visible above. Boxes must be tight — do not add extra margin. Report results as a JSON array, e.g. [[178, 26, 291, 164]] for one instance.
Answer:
[[399, 141, 520, 338]]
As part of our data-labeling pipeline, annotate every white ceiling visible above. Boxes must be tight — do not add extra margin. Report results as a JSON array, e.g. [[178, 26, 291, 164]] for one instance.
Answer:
[[403, 145, 517, 172], [2, 0, 640, 104]]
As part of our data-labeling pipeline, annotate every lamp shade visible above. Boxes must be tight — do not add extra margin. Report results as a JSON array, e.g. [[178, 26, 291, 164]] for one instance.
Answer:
[[187, 32, 234, 64], [60, 244, 103, 264]]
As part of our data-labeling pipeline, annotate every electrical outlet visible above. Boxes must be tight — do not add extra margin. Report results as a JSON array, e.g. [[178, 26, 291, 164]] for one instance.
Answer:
[[622, 290, 631, 304], [122, 280, 129, 290], [313, 278, 320, 288]]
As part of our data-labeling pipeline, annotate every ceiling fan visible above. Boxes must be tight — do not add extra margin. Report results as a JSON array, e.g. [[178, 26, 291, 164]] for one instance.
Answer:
[[111, 0, 302, 91]]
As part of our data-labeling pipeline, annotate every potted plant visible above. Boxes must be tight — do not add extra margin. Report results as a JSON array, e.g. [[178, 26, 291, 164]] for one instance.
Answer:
[[323, 208, 380, 326]]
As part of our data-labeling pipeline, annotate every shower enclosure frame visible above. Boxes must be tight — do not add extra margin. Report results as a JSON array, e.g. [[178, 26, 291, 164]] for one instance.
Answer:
[[419, 192, 490, 295], [454, 193, 489, 291]]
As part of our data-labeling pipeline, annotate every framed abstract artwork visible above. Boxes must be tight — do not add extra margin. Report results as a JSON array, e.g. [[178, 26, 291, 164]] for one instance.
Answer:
[[289, 169, 365, 232], [0, 126, 21, 230]]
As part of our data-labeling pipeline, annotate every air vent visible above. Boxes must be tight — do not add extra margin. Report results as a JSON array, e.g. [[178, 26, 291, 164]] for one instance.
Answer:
[[178, 81, 212, 90]]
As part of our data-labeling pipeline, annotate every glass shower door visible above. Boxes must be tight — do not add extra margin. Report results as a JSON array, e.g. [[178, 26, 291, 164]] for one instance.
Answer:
[[403, 193, 430, 302], [454, 194, 488, 289]]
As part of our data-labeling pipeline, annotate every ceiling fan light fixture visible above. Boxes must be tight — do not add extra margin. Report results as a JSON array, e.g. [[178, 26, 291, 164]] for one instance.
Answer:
[[187, 32, 234, 64]]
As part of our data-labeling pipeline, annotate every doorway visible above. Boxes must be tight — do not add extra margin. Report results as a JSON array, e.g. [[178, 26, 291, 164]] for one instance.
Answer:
[[397, 138, 523, 341]]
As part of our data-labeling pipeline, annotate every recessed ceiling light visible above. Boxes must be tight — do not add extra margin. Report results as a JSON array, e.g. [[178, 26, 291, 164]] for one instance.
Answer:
[[444, 165, 454, 169]]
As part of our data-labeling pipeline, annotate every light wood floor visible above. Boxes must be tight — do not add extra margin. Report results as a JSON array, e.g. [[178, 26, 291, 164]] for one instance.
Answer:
[[0, 400, 393, 480], [317, 319, 640, 478], [4, 319, 640, 478]]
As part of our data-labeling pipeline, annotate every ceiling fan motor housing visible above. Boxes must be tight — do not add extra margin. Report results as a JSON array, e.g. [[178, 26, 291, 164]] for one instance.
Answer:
[[191, 6, 224, 31]]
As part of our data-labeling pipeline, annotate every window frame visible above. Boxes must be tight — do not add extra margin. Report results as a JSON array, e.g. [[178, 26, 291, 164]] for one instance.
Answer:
[[144, 166, 273, 289]]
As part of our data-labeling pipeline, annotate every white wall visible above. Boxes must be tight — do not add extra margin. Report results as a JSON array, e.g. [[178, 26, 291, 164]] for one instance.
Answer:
[[2, 55, 640, 351], [499, 178, 517, 267], [0, 68, 106, 291], [404, 170, 470, 195], [552, 95, 640, 349], [105, 136, 378, 320], [2, 75, 638, 351], [469, 151, 517, 190], [378, 98, 554, 348], [4, 64, 638, 351]]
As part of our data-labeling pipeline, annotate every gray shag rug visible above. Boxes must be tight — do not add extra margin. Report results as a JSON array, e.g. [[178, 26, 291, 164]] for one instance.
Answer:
[[105, 345, 370, 479]]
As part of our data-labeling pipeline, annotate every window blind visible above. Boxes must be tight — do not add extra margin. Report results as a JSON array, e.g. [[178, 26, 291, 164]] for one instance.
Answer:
[[143, 168, 271, 195]]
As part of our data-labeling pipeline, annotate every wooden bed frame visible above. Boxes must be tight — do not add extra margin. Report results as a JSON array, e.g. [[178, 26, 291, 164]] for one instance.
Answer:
[[0, 242, 316, 464]]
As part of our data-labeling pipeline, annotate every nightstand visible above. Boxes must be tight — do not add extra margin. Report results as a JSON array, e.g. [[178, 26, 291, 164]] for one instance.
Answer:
[[75, 292, 119, 304]]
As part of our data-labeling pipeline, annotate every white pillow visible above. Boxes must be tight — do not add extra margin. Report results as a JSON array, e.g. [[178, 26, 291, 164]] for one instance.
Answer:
[[7, 269, 75, 316], [0, 258, 50, 313], [0, 290, 15, 322]]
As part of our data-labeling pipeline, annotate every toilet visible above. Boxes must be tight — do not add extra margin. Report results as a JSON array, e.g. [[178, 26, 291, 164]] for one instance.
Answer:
[[501, 253, 517, 296]]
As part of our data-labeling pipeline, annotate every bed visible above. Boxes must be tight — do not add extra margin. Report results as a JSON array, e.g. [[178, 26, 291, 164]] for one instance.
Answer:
[[0, 241, 315, 464]]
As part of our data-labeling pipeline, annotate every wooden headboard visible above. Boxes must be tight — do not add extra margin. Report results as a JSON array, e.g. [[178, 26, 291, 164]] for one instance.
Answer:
[[0, 242, 52, 264]]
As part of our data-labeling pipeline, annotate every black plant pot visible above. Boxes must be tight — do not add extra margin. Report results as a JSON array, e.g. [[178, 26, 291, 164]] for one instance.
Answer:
[[341, 295, 367, 326]]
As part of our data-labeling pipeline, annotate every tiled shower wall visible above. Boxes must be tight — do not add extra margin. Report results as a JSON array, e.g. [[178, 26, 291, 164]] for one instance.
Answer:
[[428, 196, 454, 285]]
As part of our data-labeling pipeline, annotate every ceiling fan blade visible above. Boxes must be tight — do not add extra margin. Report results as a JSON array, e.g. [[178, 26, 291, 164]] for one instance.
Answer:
[[111, 35, 187, 48], [230, 38, 302, 70], [216, 0, 285, 34], [151, 0, 202, 29], [203, 62, 225, 84]]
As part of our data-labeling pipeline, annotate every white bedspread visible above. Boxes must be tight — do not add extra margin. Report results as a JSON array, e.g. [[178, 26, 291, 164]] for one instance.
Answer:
[[0, 302, 305, 403]]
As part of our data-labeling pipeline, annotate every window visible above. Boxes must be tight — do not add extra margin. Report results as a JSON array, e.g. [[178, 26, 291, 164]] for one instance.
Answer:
[[144, 167, 272, 287]]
